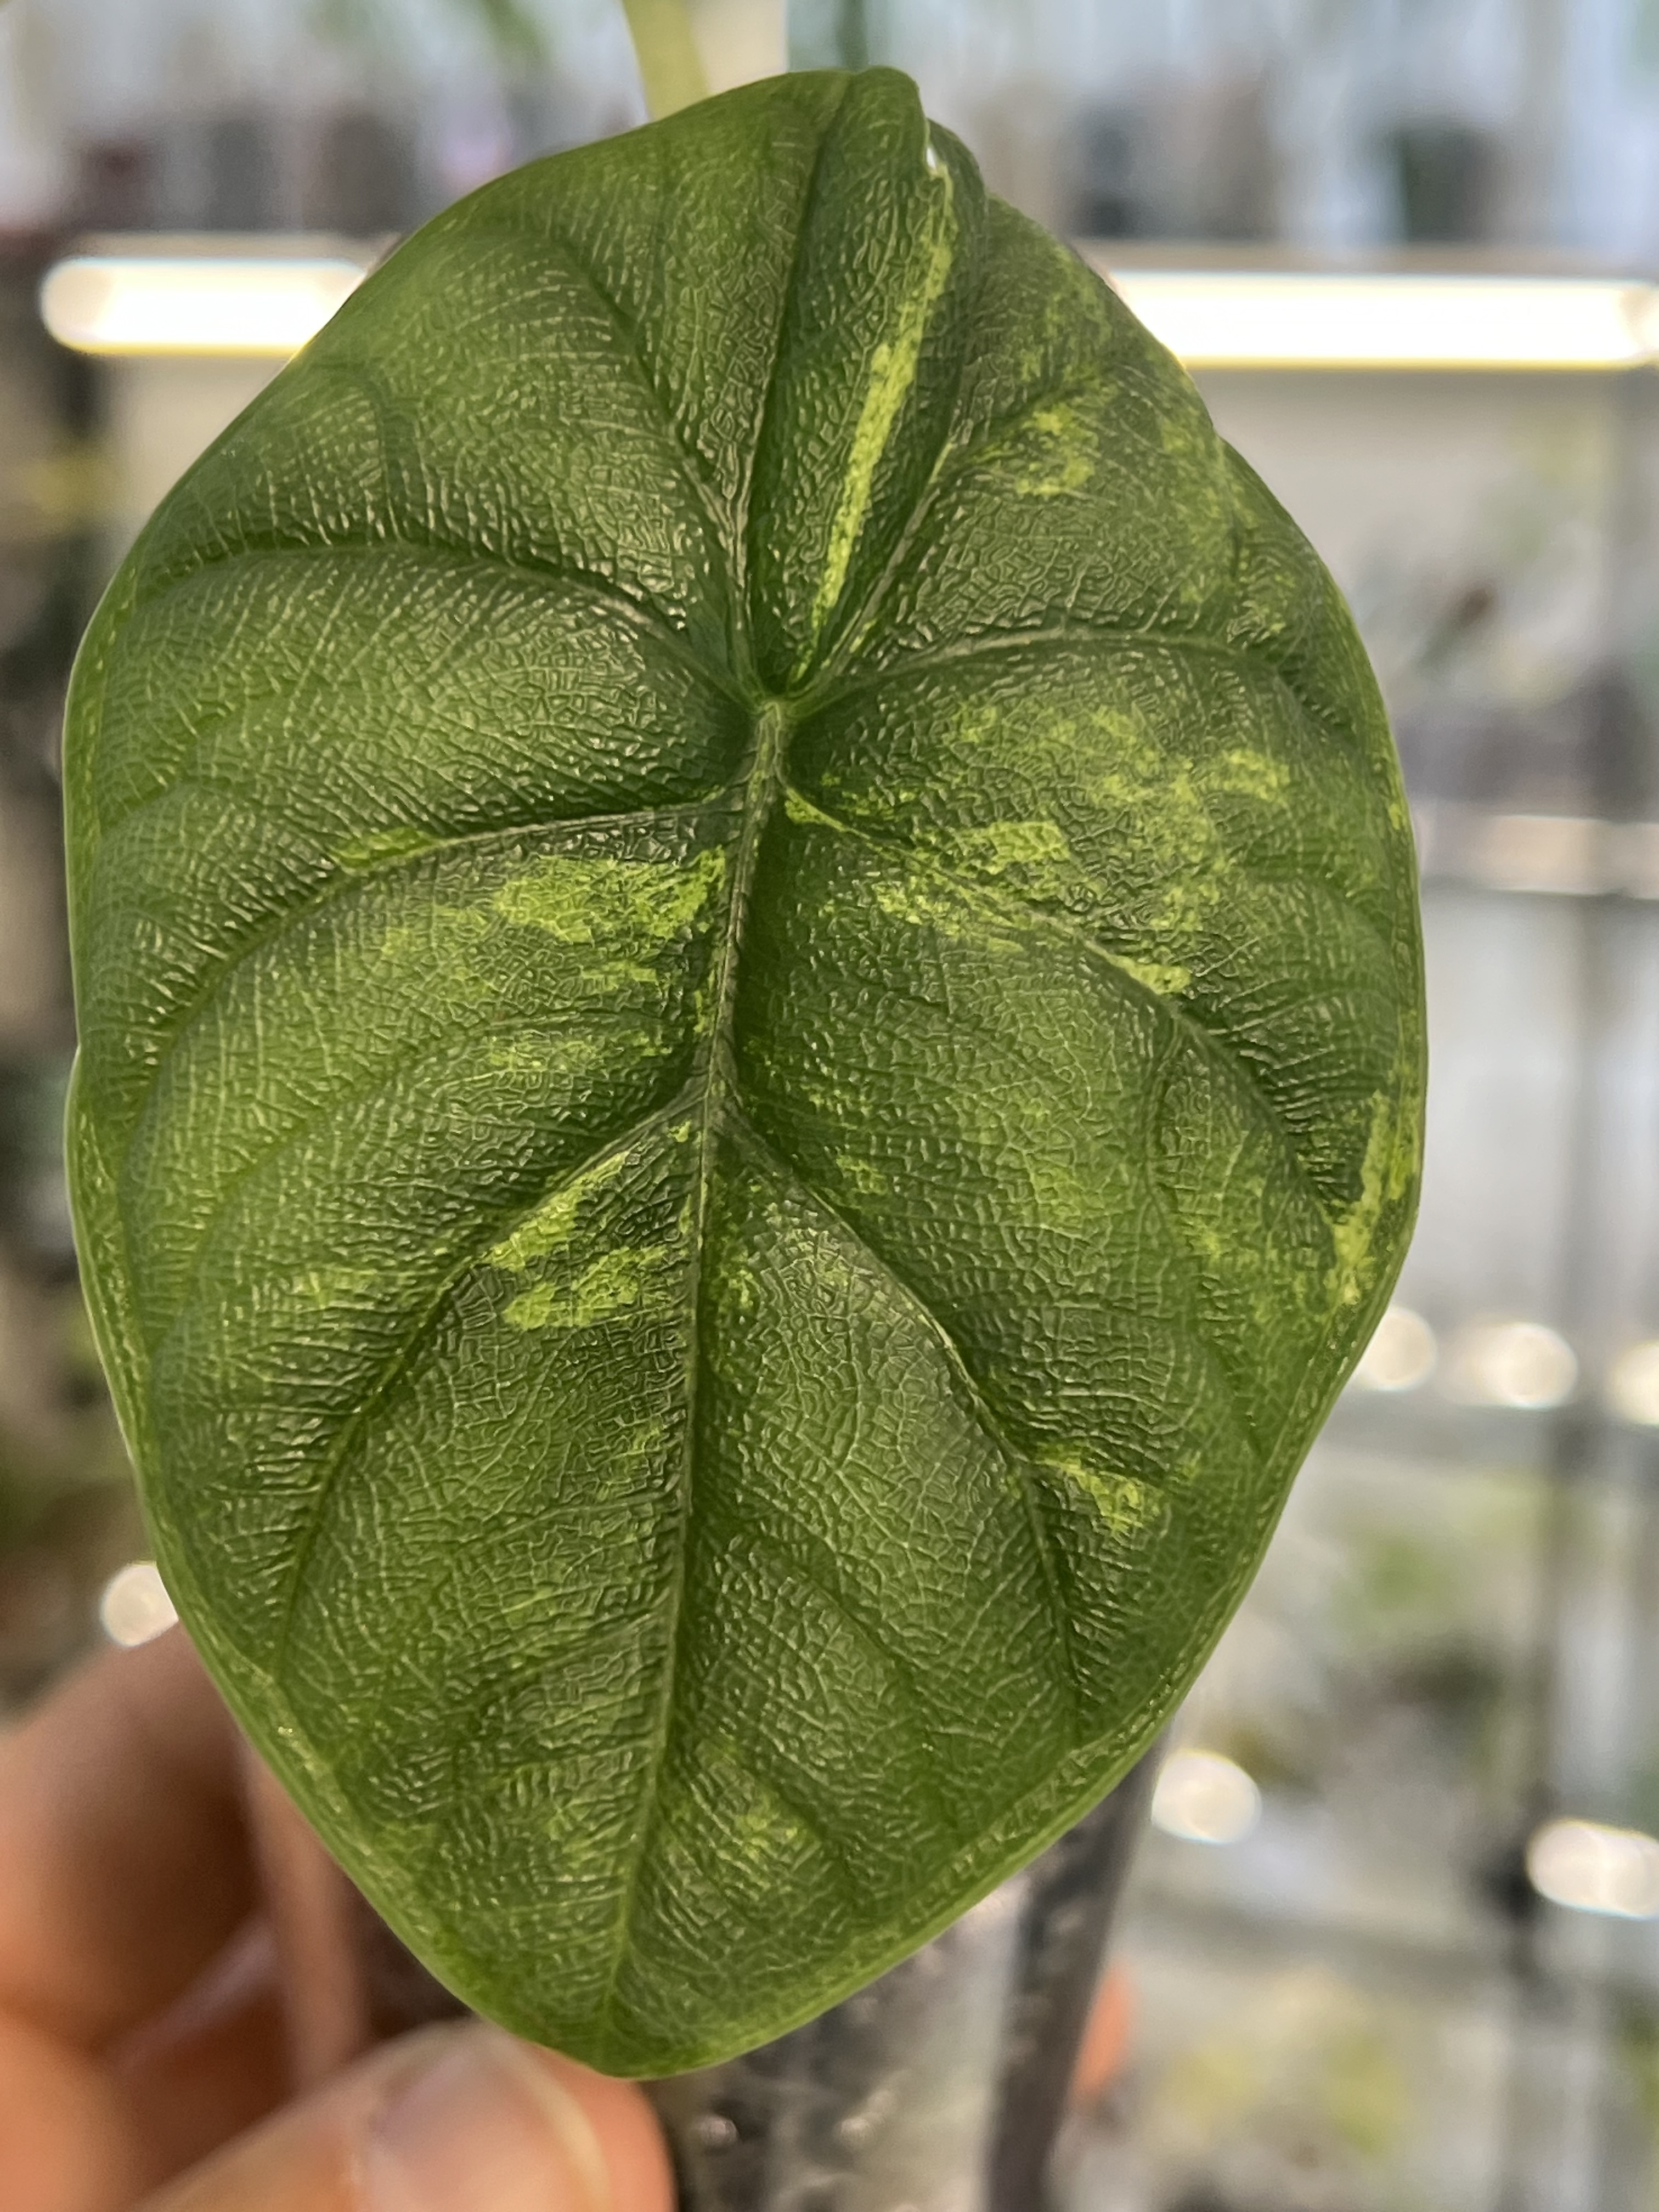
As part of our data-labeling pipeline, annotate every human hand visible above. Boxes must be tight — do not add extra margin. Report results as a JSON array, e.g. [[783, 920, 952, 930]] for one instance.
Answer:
[[0, 1626, 675, 2212]]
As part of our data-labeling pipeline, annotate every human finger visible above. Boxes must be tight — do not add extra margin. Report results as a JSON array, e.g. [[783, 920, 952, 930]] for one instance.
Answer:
[[139, 2019, 676, 2212], [0, 1628, 253, 2049], [0, 2006, 151, 2212], [109, 1921, 291, 2186]]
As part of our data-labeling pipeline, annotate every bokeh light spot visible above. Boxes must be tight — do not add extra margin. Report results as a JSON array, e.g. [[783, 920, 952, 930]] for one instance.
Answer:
[[1527, 1819, 1659, 1918], [1443, 1320, 1576, 1409], [1151, 1750, 1262, 1846], [1350, 1305, 1437, 1392], [1609, 1339, 1659, 1425], [99, 1561, 178, 1648]]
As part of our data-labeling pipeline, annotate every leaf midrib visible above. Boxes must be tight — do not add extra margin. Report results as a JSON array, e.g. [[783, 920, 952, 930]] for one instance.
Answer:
[[581, 696, 788, 2040]]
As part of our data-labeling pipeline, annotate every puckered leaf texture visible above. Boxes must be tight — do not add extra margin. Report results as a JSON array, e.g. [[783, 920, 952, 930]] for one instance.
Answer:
[[64, 67, 1425, 2073]]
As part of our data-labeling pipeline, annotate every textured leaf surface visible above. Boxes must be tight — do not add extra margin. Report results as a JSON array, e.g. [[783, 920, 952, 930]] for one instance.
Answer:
[[64, 69, 1425, 2073]]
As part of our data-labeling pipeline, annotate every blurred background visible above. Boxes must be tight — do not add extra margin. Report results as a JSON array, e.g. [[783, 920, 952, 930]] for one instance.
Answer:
[[3, 1, 1659, 2207]]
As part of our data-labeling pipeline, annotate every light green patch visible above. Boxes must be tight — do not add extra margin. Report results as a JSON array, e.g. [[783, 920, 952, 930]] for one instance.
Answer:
[[503, 1244, 675, 1332], [941, 819, 1081, 903], [1156, 408, 1209, 461], [1325, 1094, 1399, 1310], [371, 905, 493, 1013], [832, 1152, 890, 1199], [1048, 1458, 1165, 1535], [808, 149, 958, 650], [489, 1149, 636, 1276], [942, 698, 1005, 750], [1007, 400, 1098, 499], [1183, 1217, 1228, 1270], [479, 1034, 614, 1081], [1107, 951, 1191, 998], [1147, 876, 1221, 941], [1390, 1085, 1423, 1207], [1081, 734, 1231, 946], [284, 1264, 382, 1311], [954, 819, 1071, 869], [789, 777, 928, 837], [494, 849, 726, 980], [868, 872, 997, 946], [783, 786, 841, 830], [699, 1743, 818, 1898], [948, 696, 1232, 959], [335, 825, 443, 870], [1211, 748, 1290, 804], [711, 1252, 762, 1327], [1023, 1153, 1109, 1235]]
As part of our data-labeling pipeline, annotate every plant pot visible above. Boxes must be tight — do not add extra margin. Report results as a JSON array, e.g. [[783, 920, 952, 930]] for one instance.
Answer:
[[647, 1753, 1159, 2212]]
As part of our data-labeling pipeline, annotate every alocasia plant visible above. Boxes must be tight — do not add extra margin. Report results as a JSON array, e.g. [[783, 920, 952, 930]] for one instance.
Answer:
[[63, 67, 1425, 2074]]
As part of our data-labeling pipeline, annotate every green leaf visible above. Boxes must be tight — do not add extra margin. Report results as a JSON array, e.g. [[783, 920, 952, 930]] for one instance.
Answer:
[[63, 69, 1424, 2074]]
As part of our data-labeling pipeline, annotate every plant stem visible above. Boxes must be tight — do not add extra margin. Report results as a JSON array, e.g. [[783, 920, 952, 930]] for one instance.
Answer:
[[837, 0, 869, 68], [620, 0, 710, 117]]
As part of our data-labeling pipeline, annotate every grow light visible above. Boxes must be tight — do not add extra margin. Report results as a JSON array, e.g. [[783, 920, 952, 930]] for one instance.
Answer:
[[41, 250, 1659, 371], [41, 252, 368, 357], [1105, 269, 1659, 371]]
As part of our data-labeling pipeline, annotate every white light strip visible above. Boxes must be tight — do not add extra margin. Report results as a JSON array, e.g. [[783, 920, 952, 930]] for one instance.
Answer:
[[40, 250, 1659, 373], [1103, 269, 1659, 371], [41, 255, 368, 357]]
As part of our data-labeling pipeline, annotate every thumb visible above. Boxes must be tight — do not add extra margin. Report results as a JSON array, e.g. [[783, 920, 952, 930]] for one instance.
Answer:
[[138, 2020, 675, 2212]]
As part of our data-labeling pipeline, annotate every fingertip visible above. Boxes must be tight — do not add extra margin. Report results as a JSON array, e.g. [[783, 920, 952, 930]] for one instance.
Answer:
[[361, 2024, 674, 2212], [511, 2044, 677, 2212], [0, 1623, 252, 2051], [137, 2020, 675, 2212], [0, 2007, 148, 2212]]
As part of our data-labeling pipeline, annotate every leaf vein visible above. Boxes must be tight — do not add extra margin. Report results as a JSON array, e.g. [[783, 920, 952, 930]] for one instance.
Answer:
[[730, 1114, 1086, 1746], [802, 618, 1340, 724], [126, 537, 724, 687], [786, 783, 1340, 1228], [267, 1092, 697, 1680], [103, 797, 728, 1180], [526, 229, 735, 577]]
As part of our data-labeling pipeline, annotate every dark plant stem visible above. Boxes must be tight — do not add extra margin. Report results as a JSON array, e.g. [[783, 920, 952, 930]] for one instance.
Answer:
[[650, 1751, 1160, 2212], [985, 1753, 1160, 2209], [249, 1736, 1160, 2210]]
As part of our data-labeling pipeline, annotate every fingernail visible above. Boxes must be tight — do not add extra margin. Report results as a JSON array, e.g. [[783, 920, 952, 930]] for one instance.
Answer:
[[362, 2024, 612, 2212]]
